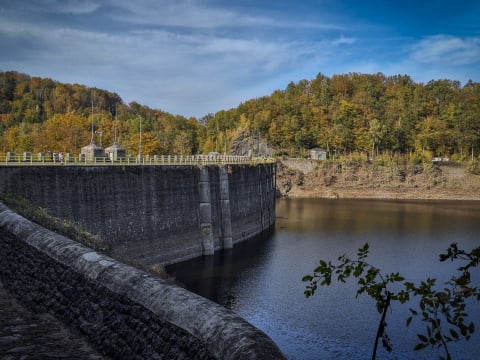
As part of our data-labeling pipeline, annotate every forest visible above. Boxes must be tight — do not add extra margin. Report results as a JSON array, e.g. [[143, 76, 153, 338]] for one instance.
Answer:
[[0, 71, 203, 156], [1, 70, 480, 161]]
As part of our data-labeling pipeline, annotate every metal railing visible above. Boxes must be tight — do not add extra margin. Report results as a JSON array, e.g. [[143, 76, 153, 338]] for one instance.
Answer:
[[0, 152, 276, 166]]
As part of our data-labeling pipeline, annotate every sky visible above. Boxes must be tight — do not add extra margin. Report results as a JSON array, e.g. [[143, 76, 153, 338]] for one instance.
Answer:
[[1, 0, 479, 118]]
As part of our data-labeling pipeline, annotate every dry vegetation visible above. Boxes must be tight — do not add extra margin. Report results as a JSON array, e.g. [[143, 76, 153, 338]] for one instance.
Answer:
[[276, 158, 480, 200], [0, 194, 174, 280]]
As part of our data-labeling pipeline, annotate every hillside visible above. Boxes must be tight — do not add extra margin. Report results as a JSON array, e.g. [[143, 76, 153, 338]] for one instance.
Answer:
[[0, 71, 203, 155], [3, 71, 480, 161], [276, 158, 480, 200]]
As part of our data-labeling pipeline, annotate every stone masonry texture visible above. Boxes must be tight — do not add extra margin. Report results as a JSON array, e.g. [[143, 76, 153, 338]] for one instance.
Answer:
[[0, 164, 276, 266], [0, 203, 286, 360]]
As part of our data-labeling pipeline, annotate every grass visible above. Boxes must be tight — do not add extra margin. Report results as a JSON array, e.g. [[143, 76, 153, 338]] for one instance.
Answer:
[[0, 193, 175, 280], [0, 193, 110, 252]]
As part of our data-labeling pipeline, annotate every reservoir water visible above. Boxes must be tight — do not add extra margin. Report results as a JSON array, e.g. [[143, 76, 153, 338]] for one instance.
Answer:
[[167, 198, 480, 359]]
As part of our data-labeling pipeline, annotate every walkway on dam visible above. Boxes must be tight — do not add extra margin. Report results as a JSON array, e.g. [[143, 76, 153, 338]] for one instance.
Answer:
[[0, 279, 107, 360]]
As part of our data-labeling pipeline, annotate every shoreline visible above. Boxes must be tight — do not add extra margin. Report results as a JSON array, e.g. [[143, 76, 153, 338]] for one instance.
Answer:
[[275, 159, 480, 202], [279, 192, 480, 201]]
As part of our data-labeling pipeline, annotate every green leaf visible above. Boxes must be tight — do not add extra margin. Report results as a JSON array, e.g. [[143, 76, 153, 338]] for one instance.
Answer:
[[414, 343, 427, 351], [450, 329, 459, 339], [358, 243, 369, 259], [302, 275, 313, 282], [456, 276, 469, 286], [439, 254, 449, 262], [469, 322, 475, 333], [417, 334, 428, 343], [406, 317, 413, 327]]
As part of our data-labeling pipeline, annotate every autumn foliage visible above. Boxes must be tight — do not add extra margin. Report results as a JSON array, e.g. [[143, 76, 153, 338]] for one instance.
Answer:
[[0, 71, 203, 155], [1, 71, 480, 160]]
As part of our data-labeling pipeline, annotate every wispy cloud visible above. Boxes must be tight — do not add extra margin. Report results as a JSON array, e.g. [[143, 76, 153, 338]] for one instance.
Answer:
[[4, 0, 100, 14], [0, 11, 351, 116], [108, 0, 344, 32], [331, 35, 356, 46], [110, 0, 245, 29], [410, 35, 480, 66], [2, 1, 478, 116]]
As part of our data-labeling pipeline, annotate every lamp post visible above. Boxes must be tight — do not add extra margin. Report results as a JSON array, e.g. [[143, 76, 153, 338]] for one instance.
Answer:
[[113, 103, 118, 145], [95, 131, 104, 148], [138, 115, 142, 163], [90, 100, 95, 145]]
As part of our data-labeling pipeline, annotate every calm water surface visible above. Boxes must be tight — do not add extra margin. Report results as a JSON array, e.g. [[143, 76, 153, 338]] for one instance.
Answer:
[[167, 198, 480, 360]]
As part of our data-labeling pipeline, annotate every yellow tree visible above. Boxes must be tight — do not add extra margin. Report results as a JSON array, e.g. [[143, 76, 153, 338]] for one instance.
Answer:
[[172, 132, 194, 155], [2, 124, 35, 152], [36, 114, 90, 153], [126, 131, 160, 156], [415, 116, 452, 156], [202, 138, 214, 154], [3, 126, 20, 151]]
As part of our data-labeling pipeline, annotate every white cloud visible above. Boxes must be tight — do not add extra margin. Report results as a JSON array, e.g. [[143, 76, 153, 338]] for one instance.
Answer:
[[109, 0, 242, 28], [0, 16, 339, 115], [108, 0, 343, 31], [10, 0, 100, 14], [0, 0, 363, 116], [410, 35, 480, 66], [331, 35, 356, 46]]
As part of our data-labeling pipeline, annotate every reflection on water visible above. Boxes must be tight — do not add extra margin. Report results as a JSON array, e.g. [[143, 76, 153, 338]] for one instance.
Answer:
[[167, 198, 480, 360]]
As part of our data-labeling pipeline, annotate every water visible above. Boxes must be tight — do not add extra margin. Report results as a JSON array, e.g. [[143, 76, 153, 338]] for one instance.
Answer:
[[167, 198, 480, 359]]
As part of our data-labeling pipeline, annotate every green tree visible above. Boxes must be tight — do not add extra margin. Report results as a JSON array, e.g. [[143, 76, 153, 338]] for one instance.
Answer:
[[303, 243, 479, 360]]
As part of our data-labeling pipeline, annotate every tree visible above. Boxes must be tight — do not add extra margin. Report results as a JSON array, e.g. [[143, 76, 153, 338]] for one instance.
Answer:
[[302, 243, 479, 360], [36, 114, 90, 153], [172, 131, 194, 155], [2, 70, 480, 159]]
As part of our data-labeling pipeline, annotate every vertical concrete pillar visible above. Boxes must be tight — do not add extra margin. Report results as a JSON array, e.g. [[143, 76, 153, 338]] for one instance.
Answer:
[[268, 165, 276, 226], [198, 167, 214, 255], [219, 166, 233, 249]]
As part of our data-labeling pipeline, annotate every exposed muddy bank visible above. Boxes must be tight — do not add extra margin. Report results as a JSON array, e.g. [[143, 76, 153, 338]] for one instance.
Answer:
[[276, 159, 480, 201]]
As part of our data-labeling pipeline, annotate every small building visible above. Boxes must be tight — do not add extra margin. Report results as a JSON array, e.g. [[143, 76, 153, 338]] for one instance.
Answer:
[[105, 141, 126, 161], [309, 148, 327, 160], [80, 140, 106, 162]]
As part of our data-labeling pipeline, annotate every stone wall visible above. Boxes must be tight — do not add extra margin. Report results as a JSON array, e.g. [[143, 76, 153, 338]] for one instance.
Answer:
[[0, 164, 276, 265], [0, 203, 285, 360]]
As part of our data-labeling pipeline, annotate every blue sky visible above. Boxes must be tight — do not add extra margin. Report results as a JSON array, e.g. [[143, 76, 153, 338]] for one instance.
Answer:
[[1, 0, 479, 118]]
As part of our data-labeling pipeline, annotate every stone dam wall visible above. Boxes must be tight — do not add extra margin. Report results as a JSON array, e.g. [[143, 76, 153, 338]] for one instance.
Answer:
[[0, 203, 285, 359], [0, 164, 276, 265]]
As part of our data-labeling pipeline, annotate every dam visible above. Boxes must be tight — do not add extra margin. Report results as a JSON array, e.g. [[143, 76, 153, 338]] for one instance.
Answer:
[[0, 160, 276, 265], [0, 160, 285, 359]]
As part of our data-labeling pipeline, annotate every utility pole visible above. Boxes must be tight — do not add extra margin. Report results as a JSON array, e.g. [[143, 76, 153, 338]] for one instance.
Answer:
[[138, 115, 142, 163], [113, 103, 118, 145], [90, 100, 95, 144]]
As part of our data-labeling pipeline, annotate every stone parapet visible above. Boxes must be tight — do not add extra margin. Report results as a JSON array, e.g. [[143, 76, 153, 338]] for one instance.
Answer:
[[0, 202, 285, 360]]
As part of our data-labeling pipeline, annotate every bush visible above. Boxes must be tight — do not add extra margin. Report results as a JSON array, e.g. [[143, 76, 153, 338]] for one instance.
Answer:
[[467, 161, 480, 175]]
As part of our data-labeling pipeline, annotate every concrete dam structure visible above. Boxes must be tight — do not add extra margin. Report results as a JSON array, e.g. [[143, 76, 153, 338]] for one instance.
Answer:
[[0, 163, 276, 265], [0, 162, 284, 359]]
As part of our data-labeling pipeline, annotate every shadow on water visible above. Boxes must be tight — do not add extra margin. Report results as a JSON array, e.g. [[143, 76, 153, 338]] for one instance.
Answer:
[[167, 230, 275, 308], [167, 198, 480, 360]]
